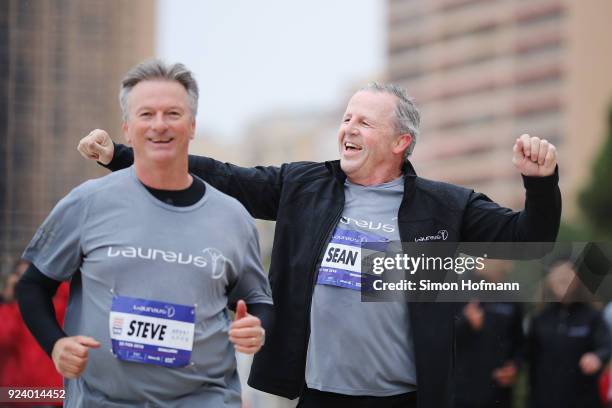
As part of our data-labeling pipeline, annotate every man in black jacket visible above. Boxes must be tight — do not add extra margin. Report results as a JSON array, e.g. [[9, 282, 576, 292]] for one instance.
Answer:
[[454, 260, 525, 408], [78, 82, 561, 408]]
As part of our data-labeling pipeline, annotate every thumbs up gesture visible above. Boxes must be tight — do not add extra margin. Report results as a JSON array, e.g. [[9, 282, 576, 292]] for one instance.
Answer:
[[229, 300, 265, 354], [512, 134, 557, 177]]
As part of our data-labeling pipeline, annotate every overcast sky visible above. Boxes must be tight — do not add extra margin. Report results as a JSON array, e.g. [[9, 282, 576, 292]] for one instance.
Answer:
[[156, 0, 385, 140]]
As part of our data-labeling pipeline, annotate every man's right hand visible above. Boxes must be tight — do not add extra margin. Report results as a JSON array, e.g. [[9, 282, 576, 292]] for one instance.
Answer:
[[77, 129, 114, 165], [51, 336, 100, 379]]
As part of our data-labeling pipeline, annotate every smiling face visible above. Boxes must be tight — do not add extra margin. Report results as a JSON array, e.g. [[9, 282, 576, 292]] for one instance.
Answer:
[[122, 79, 195, 166], [338, 91, 412, 185]]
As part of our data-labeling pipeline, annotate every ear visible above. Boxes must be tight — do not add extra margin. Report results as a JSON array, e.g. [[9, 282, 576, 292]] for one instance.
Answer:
[[393, 133, 412, 155], [122, 122, 132, 146], [190, 117, 196, 140]]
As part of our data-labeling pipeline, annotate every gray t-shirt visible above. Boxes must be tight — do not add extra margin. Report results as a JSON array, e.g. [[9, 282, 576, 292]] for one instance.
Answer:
[[23, 167, 272, 408], [305, 176, 417, 396]]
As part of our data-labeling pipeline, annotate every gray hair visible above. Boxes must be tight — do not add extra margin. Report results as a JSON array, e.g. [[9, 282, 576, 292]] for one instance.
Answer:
[[119, 59, 199, 121], [360, 82, 420, 160]]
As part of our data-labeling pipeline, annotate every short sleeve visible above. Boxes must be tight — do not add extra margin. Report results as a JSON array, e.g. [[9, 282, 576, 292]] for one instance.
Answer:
[[22, 187, 88, 281], [227, 220, 272, 306]]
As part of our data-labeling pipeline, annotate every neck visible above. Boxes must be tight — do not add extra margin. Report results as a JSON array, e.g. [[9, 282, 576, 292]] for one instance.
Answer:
[[347, 170, 402, 186], [134, 158, 192, 190]]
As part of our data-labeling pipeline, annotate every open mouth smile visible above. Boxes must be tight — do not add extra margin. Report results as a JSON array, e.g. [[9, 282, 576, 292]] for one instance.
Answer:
[[147, 137, 175, 144], [344, 141, 363, 152]]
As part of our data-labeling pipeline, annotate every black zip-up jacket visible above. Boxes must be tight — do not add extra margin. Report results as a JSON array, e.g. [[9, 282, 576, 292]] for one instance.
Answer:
[[109, 145, 561, 408], [528, 303, 611, 408], [454, 301, 524, 408]]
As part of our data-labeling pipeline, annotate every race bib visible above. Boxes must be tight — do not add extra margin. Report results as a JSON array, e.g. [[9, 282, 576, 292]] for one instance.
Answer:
[[317, 228, 388, 291], [109, 296, 195, 367]]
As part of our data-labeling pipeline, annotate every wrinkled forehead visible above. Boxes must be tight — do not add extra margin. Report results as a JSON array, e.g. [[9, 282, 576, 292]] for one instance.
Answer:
[[128, 79, 190, 110], [344, 91, 398, 121]]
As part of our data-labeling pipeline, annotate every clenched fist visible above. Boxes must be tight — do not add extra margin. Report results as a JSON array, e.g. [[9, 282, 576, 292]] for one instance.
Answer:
[[77, 129, 114, 165], [51, 335, 101, 379], [512, 134, 557, 177]]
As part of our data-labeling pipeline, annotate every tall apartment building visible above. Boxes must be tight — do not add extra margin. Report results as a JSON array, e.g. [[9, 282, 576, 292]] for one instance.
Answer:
[[387, 0, 612, 217], [0, 0, 154, 273]]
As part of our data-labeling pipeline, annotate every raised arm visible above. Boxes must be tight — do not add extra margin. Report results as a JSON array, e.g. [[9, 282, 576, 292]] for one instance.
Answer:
[[461, 134, 561, 242], [78, 129, 284, 220]]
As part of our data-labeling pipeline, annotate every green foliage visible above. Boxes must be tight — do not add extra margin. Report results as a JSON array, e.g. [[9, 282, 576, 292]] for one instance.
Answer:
[[579, 105, 612, 240], [556, 222, 591, 241], [513, 367, 529, 408]]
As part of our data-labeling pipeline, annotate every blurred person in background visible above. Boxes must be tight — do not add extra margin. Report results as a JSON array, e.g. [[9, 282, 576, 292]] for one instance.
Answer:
[[0, 259, 68, 405], [77, 83, 561, 408], [528, 258, 611, 408], [1, 260, 29, 304], [454, 259, 524, 408]]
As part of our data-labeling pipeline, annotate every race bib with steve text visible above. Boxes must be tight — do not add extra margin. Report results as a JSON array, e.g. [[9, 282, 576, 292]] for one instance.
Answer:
[[109, 296, 195, 367]]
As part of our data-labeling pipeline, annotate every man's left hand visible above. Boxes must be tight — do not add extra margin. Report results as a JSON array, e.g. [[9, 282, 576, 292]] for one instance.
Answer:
[[512, 134, 557, 177], [229, 300, 265, 354]]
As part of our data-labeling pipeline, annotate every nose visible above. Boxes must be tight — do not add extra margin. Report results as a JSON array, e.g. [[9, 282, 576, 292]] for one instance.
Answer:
[[151, 112, 169, 132], [344, 119, 359, 136]]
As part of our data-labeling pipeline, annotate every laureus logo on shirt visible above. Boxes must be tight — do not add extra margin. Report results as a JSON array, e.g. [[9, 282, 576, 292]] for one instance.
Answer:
[[106, 246, 233, 278], [340, 216, 396, 233], [414, 230, 449, 242], [201, 248, 234, 279]]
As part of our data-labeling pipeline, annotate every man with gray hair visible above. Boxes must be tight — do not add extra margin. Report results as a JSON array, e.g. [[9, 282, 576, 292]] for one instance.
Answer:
[[17, 59, 272, 407], [78, 83, 561, 407]]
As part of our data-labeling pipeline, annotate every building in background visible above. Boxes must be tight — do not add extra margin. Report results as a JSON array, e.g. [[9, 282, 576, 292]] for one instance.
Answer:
[[191, 111, 340, 264], [0, 0, 154, 273], [246, 110, 339, 164], [387, 0, 612, 217]]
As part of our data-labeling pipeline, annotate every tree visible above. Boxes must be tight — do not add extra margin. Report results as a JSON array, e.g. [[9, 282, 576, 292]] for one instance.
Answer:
[[579, 104, 612, 240]]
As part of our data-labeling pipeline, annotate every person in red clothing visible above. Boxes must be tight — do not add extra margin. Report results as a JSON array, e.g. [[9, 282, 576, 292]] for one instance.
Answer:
[[0, 260, 68, 393]]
